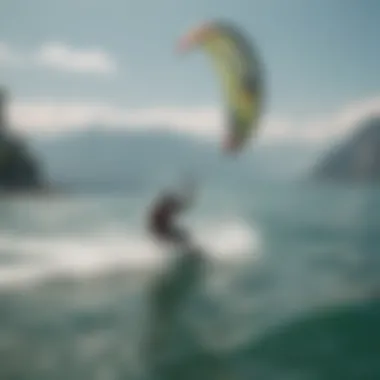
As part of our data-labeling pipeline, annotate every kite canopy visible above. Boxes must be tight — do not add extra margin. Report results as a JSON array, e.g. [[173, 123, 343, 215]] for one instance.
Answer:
[[177, 20, 264, 154]]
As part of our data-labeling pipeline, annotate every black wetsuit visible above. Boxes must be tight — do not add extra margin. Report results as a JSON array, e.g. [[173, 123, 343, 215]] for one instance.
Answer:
[[148, 194, 189, 245]]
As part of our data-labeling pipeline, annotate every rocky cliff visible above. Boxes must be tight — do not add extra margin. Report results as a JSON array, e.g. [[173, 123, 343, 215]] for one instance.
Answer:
[[312, 117, 380, 182], [0, 88, 44, 192]]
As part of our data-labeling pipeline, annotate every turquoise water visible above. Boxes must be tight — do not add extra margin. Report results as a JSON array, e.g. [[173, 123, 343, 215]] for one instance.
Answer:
[[0, 180, 379, 379]]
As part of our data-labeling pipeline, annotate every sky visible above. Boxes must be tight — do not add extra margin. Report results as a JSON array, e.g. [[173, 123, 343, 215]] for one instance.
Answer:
[[0, 0, 379, 143]]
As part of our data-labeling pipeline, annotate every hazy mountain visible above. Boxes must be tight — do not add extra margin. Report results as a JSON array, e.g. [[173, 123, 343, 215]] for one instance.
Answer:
[[28, 126, 322, 192], [312, 117, 380, 182]]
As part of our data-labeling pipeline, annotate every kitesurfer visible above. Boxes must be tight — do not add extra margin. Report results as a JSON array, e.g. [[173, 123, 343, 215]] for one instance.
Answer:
[[144, 179, 204, 368]]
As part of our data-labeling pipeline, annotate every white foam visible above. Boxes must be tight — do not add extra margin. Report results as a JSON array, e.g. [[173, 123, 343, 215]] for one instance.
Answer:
[[0, 219, 261, 289], [194, 218, 261, 259]]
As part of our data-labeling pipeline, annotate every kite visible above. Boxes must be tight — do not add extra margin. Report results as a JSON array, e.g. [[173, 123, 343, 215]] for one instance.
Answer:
[[177, 20, 264, 154]]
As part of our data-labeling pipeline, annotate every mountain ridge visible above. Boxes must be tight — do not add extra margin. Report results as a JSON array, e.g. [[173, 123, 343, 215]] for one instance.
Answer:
[[312, 117, 380, 182], [28, 126, 323, 191]]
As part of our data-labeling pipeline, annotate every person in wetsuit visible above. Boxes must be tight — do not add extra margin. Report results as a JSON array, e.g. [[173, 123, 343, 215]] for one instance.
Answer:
[[145, 181, 204, 367]]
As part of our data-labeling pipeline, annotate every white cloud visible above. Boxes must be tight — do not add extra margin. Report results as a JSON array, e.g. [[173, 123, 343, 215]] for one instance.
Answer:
[[34, 42, 117, 74], [293, 97, 380, 142], [0, 41, 117, 75], [9, 102, 221, 136], [8, 97, 380, 144]]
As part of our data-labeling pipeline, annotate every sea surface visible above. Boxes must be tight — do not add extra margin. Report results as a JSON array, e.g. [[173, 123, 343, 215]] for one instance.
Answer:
[[0, 180, 379, 380]]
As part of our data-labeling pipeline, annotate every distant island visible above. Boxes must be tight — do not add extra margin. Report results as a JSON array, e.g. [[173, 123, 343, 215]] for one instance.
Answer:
[[0, 88, 45, 193], [312, 116, 380, 182]]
